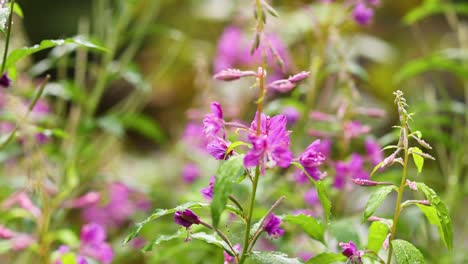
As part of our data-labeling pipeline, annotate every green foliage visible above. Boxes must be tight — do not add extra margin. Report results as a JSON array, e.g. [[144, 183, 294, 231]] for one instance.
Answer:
[[283, 214, 325, 244], [249, 251, 303, 264], [123, 202, 242, 244], [415, 182, 453, 250], [330, 219, 360, 247], [306, 253, 346, 264], [391, 239, 425, 264], [367, 221, 389, 253], [120, 113, 166, 144], [142, 229, 184, 252], [211, 155, 245, 228], [409, 147, 424, 173], [362, 186, 394, 222], [404, 0, 468, 24], [4, 37, 108, 72]]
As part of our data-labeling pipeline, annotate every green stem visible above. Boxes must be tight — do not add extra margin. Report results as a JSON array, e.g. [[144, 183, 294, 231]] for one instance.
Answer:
[[1, 0, 15, 73], [387, 147, 409, 264]]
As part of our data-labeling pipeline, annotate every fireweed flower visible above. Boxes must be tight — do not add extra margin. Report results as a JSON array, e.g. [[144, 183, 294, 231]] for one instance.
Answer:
[[182, 122, 209, 151], [174, 209, 201, 229], [81, 182, 150, 228], [268, 71, 310, 93], [206, 138, 232, 160], [263, 214, 284, 238], [353, 3, 373, 26], [203, 101, 225, 139], [243, 113, 293, 173], [339, 241, 364, 263], [304, 189, 319, 207], [365, 138, 383, 165], [281, 106, 300, 127], [213, 26, 290, 80], [334, 154, 369, 189], [298, 140, 326, 180], [223, 244, 241, 264], [200, 176, 215, 200], [181, 163, 200, 184]]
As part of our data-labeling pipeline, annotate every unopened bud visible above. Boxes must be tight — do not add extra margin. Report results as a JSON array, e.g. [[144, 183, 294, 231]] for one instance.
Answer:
[[268, 79, 296, 93], [355, 107, 385, 118], [353, 178, 393, 187], [288, 71, 310, 83], [412, 136, 432, 150], [417, 200, 430, 206], [309, 111, 335, 122], [213, 69, 256, 81], [406, 180, 418, 190]]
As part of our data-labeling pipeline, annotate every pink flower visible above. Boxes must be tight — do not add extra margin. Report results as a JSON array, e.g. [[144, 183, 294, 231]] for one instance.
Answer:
[[263, 214, 284, 238], [182, 163, 200, 184]]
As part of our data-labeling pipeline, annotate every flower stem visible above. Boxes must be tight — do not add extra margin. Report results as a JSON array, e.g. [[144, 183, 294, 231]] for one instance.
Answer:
[[386, 144, 409, 264], [1, 0, 15, 73]]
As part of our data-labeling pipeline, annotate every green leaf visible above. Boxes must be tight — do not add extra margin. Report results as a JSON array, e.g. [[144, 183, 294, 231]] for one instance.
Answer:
[[391, 239, 425, 264], [362, 186, 394, 222], [123, 202, 242, 244], [291, 162, 331, 223], [191, 232, 234, 255], [416, 204, 446, 248], [142, 229, 184, 252], [371, 160, 385, 176], [404, 2, 468, 25], [249, 251, 303, 264], [415, 182, 453, 250], [211, 155, 245, 228], [283, 214, 325, 244], [367, 221, 389, 253], [394, 54, 468, 84], [5, 37, 108, 71], [120, 114, 166, 144], [52, 229, 80, 247], [12, 3, 23, 18], [330, 219, 360, 247], [306, 252, 346, 264], [409, 147, 424, 173], [60, 253, 79, 264]]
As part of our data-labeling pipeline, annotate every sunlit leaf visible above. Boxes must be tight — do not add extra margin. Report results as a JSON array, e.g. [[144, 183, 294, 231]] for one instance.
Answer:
[[306, 252, 346, 264], [409, 147, 424, 173], [362, 186, 394, 222], [211, 155, 245, 228], [367, 221, 389, 253], [284, 214, 325, 244], [391, 239, 425, 264], [249, 251, 303, 264]]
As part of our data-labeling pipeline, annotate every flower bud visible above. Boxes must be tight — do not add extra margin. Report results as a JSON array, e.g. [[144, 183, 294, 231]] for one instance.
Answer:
[[174, 209, 201, 228], [268, 79, 296, 93], [213, 69, 256, 81], [0, 73, 11, 88], [288, 71, 310, 83]]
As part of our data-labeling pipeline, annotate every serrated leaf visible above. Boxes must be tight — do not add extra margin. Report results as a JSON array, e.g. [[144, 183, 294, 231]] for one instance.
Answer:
[[123, 202, 242, 244], [283, 214, 325, 244], [291, 162, 331, 223], [211, 155, 245, 228], [5, 37, 108, 70], [391, 239, 425, 264], [362, 186, 394, 222], [367, 221, 389, 253], [306, 252, 346, 264], [249, 251, 303, 264], [415, 182, 453, 250], [409, 147, 424, 173]]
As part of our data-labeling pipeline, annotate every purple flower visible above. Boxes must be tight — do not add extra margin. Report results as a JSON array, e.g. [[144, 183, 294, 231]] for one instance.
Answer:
[[281, 106, 300, 126], [207, 138, 232, 160], [263, 214, 284, 238], [0, 73, 11, 88], [304, 189, 319, 206], [365, 138, 383, 165], [201, 176, 216, 200], [182, 122, 209, 150], [244, 113, 293, 173], [353, 3, 373, 26], [334, 154, 369, 189], [203, 102, 225, 139], [174, 209, 201, 228], [339, 241, 363, 262], [298, 140, 326, 180], [223, 244, 241, 264], [182, 163, 200, 184], [81, 182, 150, 228]]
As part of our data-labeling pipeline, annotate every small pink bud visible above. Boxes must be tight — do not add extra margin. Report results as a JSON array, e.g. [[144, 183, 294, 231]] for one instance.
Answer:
[[309, 111, 335, 122], [66, 192, 101, 208], [368, 216, 383, 222], [257, 67, 266, 78], [355, 107, 386, 118], [268, 79, 297, 93], [417, 200, 430, 206], [11, 235, 34, 251], [288, 71, 310, 83], [0, 225, 15, 239], [383, 234, 391, 250], [213, 69, 256, 81], [406, 180, 418, 190], [352, 178, 378, 186]]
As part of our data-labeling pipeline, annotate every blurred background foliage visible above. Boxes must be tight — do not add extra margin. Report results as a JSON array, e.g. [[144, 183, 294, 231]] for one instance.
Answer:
[[2, 0, 466, 263]]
